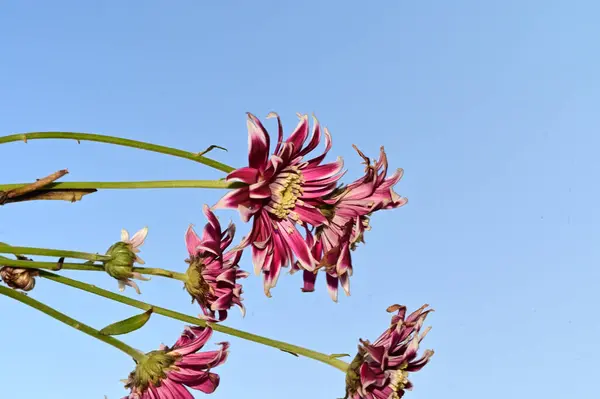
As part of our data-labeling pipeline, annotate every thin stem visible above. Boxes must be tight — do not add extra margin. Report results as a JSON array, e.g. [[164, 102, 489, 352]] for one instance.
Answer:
[[38, 270, 350, 372], [0, 284, 143, 361], [0, 258, 186, 281], [0, 180, 243, 191], [0, 245, 110, 262], [0, 132, 235, 173], [0, 257, 104, 271], [133, 267, 186, 281]]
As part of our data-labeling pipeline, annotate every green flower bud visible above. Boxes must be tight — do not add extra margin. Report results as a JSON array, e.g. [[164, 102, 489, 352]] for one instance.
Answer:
[[103, 227, 150, 294], [104, 241, 137, 280]]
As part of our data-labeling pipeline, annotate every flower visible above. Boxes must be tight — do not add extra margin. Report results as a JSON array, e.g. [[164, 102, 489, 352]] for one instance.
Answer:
[[343, 304, 434, 399], [184, 205, 249, 322], [122, 326, 228, 399], [214, 112, 344, 296], [104, 227, 150, 294], [0, 256, 38, 291], [299, 146, 407, 301]]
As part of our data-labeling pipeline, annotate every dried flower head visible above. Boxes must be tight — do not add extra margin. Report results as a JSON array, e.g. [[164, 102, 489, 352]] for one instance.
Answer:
[[0, 258, 38, 292]]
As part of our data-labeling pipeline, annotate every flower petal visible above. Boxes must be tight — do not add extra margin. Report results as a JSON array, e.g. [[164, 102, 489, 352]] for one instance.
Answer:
[[246, 113, 270, 170]]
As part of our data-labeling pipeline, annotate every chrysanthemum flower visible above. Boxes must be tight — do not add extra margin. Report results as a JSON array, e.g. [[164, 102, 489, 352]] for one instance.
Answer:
[[184, 205, 249, 322], [122, 326, 228, 399], [214, 112, 344, 296], [343, 304, 434, 399], [104, 227, 150, 294], [299, 146, 407, 301]]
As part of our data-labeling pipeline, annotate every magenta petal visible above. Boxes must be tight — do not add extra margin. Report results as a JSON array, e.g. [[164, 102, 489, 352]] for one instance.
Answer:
[[171, 327, 212, 356], [293, 205, 327, 226], [284, 115, 309, 154], [216, 268, 237, 284], [163, 379, 194, 399], [303, 158, 344, 181], [326, 273, 339, 302], [202, 205, 221, 232], [227, 167, 259, 184], [213, 188, 249, 210], [298, 115, 321, 157], [153, 382, 176, 399], [405, 349, 434, 372], [301, 270, 317, 292], [359, 363, 379, 389], [186, 372, 220, 393], [277, 219, 315, 271], [185, 226, 202, 256], [210, 292, 234, 311], [246, 113, 270, 170], [249, 181, 272, 199]]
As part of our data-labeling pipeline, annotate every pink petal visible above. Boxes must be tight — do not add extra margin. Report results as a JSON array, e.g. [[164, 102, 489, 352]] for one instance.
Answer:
[[185, 226, 203, 255], [306, 127, 332, 166], [210, 292, 234, 311], [213, 188, 250, 210], [249, 181, 272, 199], [298, 115, 322, 157], [284, 114, 309, 155], [293, 204, 327, 226], [216, 268, 237, 284], [267, 112, 284, 155], [277, 219, 315, 271], [162, 379, 194, 399], [302, 157, 344, 181], [246, 113, 270, 170], [186, 372, 220, 394], [202, 205, 221, 232], [301, 270, 317, 292], [227, 167, 260, 184], [326, 273, 339, 302], [171, 327, 212, 356]]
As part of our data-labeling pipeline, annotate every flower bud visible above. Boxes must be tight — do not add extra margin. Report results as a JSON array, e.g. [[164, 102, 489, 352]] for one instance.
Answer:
[[104, 241, 137, 280], [0, 266, 38, 291], [103, 227, 150, 294]]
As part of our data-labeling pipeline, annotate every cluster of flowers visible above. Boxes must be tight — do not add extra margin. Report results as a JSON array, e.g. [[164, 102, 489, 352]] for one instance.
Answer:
[[0, 112, 433, 398]]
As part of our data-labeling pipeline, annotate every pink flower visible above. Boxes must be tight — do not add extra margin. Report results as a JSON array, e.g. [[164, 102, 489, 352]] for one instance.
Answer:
[[184, 205, 249, 322], [122, 326, 228, 399], [214, 112, 344, 296], [299, 146, 408, 301], [344, 304, 434, 399]]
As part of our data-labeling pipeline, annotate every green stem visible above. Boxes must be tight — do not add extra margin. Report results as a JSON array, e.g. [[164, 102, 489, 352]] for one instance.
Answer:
[[0, 245, 110, 262], [0, 258, 186, 281], [38, 270, 350, 372], [0, 257, 104, 271], [0, 180, 243, 191], [0, 132, 235, 173], [0, 284, 143, 361]]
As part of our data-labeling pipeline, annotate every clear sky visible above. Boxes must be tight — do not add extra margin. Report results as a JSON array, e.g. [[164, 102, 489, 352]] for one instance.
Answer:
[[1, 1, 598, 398]]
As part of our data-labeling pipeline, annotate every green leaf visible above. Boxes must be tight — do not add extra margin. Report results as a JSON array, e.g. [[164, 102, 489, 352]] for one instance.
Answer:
[[100, 308, 153, 336], [329, 353, 351, 359]]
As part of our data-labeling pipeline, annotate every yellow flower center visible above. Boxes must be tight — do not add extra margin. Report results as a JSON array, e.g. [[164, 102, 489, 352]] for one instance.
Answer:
[[389, 368, 410, 399], [267, 167, 304, 219]]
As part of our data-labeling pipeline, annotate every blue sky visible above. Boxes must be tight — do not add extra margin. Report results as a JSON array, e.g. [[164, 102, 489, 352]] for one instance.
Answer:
[[1, 1, 599, 398]]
